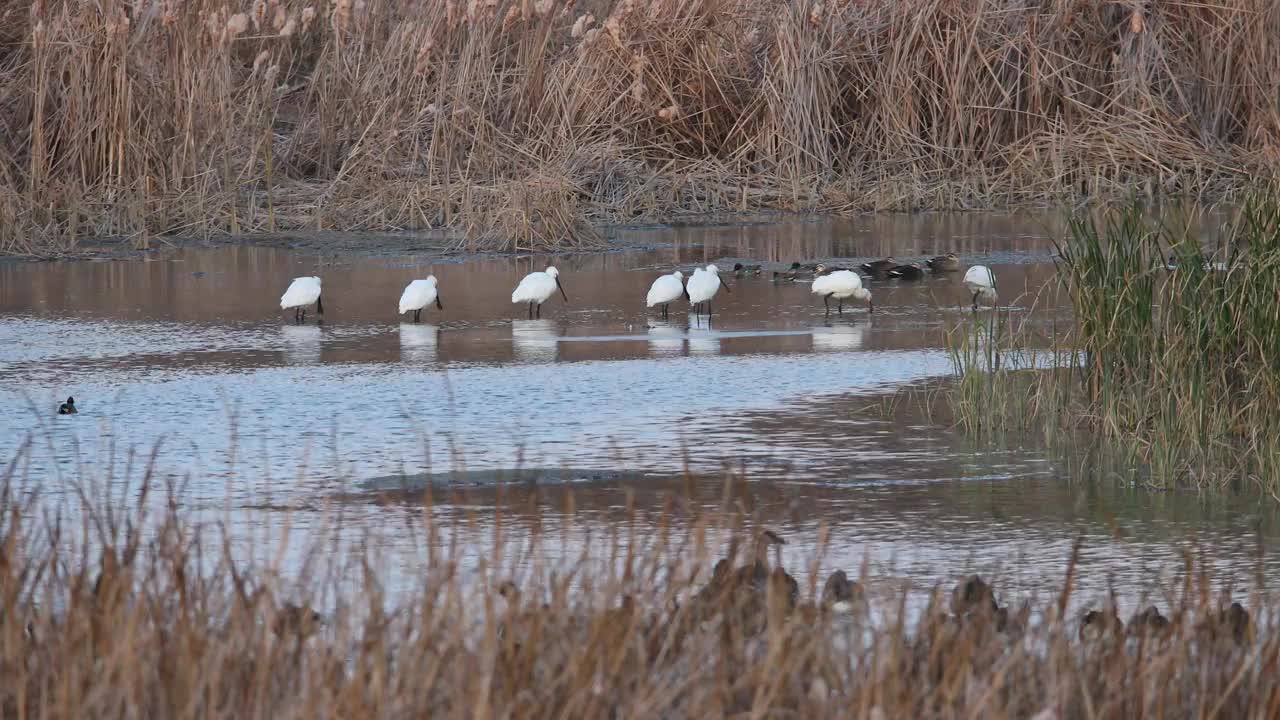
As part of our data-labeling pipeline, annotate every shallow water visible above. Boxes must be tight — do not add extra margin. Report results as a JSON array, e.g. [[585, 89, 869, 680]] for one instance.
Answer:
[[1, 212, 1274, 613]]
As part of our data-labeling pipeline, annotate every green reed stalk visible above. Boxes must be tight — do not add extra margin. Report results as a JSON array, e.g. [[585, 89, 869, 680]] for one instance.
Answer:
[[955, 190, 1280, 491]]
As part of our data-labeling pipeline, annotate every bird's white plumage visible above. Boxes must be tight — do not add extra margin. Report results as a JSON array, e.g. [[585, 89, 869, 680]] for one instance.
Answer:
[[646, 271, 685, 307], [399, 276, 439, 314], [280, 276, 322, 309], [686, 264, 725, 305], [964, 265, 998, 302], [512, 267, 560, 304], [811, 270, 868, 301]]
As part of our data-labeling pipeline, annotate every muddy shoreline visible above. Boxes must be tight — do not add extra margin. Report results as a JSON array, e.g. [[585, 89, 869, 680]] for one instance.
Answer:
[[5, 212, 803, 264]]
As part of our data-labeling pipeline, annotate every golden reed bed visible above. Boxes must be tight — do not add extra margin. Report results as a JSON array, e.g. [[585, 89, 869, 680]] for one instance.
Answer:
[[0, 468, 1273, 719], [0, 0, 1277, 254]]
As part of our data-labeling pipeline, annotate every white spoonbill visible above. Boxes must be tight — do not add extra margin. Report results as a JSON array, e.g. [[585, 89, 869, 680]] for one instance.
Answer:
[[280, 276, 323, 324], [511, 266, 568, 319], [646, 270, 688, 319], [811, 269, 872, 315], [687, 264, 731, 316], [963, 265, 997, 311], [398, 276, 443, 323]]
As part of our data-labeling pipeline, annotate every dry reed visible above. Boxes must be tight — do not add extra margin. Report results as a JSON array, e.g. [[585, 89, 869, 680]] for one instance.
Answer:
[[0, 463, 1275, 718], [1, 0, 1278, 255]]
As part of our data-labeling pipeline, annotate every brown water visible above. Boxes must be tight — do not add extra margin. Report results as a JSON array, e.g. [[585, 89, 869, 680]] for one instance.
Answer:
[[2, 213, 1274, 614]]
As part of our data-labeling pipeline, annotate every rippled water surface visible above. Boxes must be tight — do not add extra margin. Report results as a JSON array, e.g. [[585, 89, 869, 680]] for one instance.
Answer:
[[2, 213, 1274, 611]]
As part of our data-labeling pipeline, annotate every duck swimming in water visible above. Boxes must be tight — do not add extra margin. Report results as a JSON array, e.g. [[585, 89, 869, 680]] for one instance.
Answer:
[[814, 263, 851, 276], [926, 253, 961, 273], [887, 262, 925, 281], [821, 570, 868, 616], [773, 262, 805, 282], [860, 257, 896, 280], [58, 397, 77, 415]]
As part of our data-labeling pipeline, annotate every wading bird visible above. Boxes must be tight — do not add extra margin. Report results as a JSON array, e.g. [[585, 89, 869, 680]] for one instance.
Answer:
[[398, 276, 443, 323], [511, 266, 568, 319], [280, 276, 324, 324], [963, 265, 998, 312], [811, 269, 872, 315], [646, 270, 689, 319], [687, 264, 731, 317]]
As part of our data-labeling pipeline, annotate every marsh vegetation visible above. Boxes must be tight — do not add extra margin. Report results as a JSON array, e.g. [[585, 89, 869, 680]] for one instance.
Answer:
[[949, 192, 1280, 492], [0, 470, 1271, 719], [2, 0, 1277, 254]]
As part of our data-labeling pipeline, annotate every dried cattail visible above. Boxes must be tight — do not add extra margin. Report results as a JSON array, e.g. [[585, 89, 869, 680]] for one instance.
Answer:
[[301, 5, 316, 31], [205, 9, 223, 38], [533, 0, 553, 18], [657, 104, 680, 121], [571, 13, 593, 38], [272, 5, 287, 31], [604, 17, 621, 43], [252, 0, 267, 31], [162, 0, 178, 27], [331, 0, 352, 31], [808, 3, 823, 26], [1129, 8, 1143, 34], [253, 49, 271, 73], [503, 4, 520, 25], [105, 8, 131, 36], [629, 79, 644, 103], [263, 64, 280, 88], [226, 13, 249, 39], [281, 16, 297, 35]]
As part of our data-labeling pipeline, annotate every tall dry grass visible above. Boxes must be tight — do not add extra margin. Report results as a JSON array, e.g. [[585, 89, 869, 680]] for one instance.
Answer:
[[1, 0, 1277, 255], [0, 467, 1274, 719]]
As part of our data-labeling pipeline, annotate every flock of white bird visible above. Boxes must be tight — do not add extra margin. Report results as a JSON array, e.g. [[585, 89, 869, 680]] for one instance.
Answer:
[[278, 261, 998, 324]]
